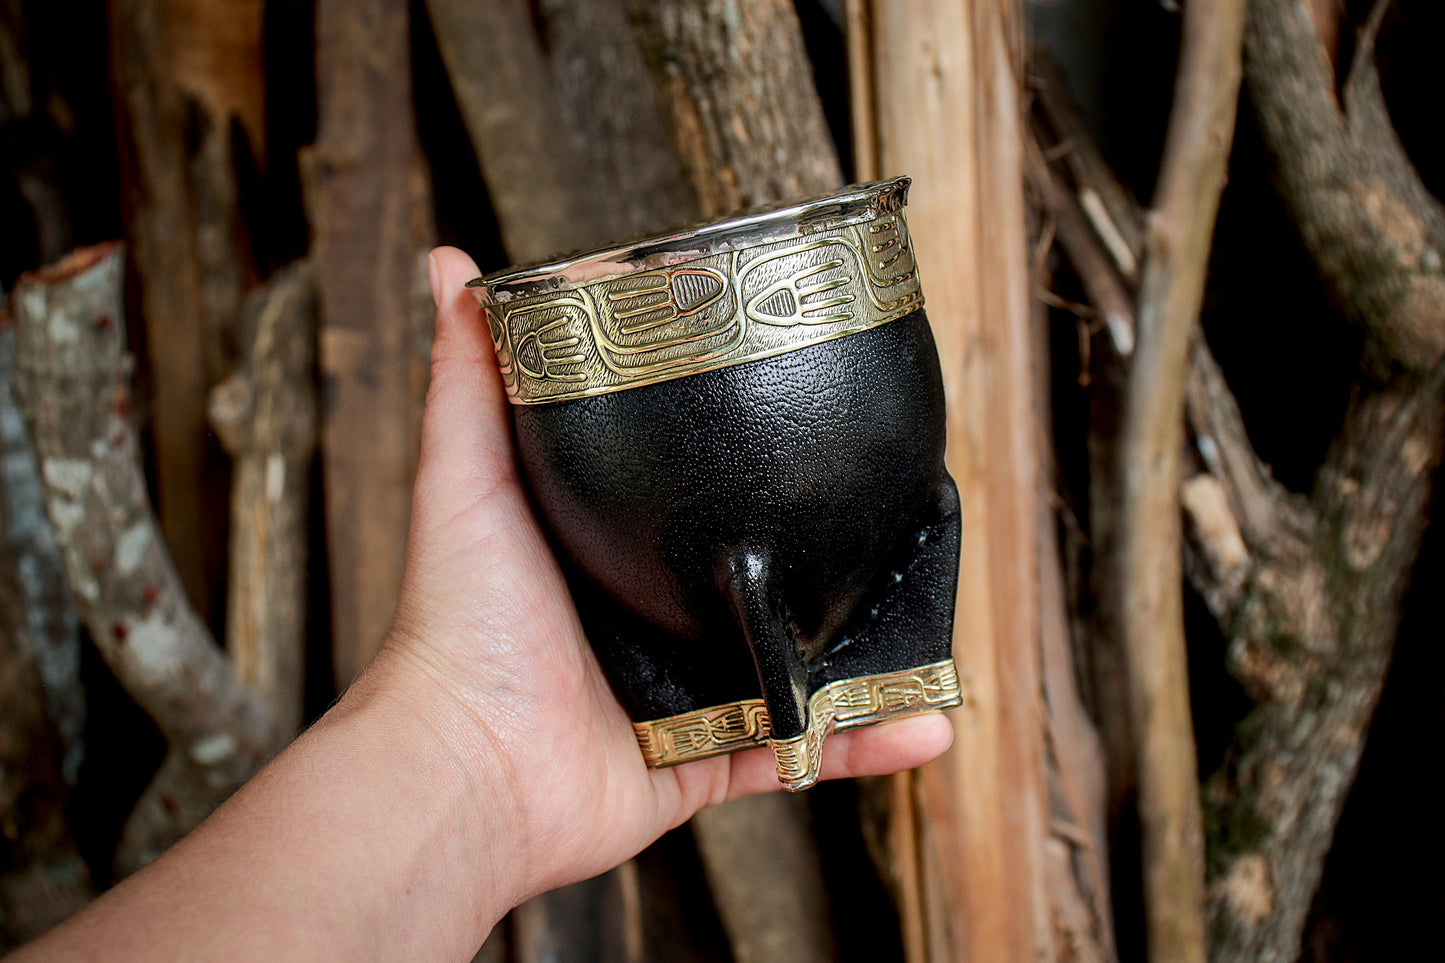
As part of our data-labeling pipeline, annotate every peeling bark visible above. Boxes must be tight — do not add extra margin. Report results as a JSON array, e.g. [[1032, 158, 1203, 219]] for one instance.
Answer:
[[10, 245, 280, 875]]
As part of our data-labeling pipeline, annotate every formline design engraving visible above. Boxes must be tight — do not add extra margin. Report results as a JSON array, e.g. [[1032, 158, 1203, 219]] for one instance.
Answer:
[[484, 211, 924, 404], [591, 262, 744, 379], [741, 238, 859, 327], [632, 659, 962, 788]]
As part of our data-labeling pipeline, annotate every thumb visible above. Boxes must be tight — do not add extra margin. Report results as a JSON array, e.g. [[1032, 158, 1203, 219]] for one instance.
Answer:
[[412, 246, 518, 520]]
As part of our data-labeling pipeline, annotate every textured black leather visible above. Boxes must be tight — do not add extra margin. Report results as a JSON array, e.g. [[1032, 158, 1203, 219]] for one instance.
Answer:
[[513, 310, 961, 738]]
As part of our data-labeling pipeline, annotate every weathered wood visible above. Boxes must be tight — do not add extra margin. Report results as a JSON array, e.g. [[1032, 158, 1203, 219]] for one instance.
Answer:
[[108, 0, 264, 620], [625, 0, 843, 216], [1185, 345, 1445, 963], [0, 315, 92, 949], [11, 245, 280, 873], [861, 1, 1053, 958], [424, 0, 690, 262], [303, 0, 434, 687], [0, 315, 84, 779], [1171, 9, 1445, 959], [209, 263, 316, 736]]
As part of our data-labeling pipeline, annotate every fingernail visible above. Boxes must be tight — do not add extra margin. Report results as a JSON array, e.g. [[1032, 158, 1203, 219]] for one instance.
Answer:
[[427, 253, 441, 309]]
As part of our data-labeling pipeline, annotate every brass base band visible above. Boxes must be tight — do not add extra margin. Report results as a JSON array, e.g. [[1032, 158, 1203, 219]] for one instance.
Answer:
[[481, 210, 923, 404], [633, 659, 962, 790]]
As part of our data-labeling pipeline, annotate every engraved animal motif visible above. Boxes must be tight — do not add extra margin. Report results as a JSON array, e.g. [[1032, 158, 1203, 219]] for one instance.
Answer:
[[593, 264, 742, 376], [741, 238, 860, 327], [501, 297, 592, 386]]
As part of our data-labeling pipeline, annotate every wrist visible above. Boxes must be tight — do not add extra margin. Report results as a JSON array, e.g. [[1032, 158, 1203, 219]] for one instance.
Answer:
[[326, 644, 528, 947]]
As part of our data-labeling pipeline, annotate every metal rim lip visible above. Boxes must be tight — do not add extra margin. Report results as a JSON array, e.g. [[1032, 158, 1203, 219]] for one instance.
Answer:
[[468, 176, 911, 304]]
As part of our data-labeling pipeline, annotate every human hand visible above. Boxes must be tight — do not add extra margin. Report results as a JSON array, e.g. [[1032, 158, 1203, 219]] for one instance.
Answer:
[[371, 245, 955, 910]]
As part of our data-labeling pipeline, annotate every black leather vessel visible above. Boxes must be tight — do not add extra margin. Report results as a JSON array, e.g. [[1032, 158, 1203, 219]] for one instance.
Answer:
[[471, 178, 962, 789]]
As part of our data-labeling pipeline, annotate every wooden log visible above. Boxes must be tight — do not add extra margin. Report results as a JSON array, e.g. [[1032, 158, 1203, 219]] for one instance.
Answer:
[[209, 263, 316, 736], [625, 0, 842, 217], [11, 245, 280, 873], [108, 0, 265, 621], [423, 0, 689, 261], [303, 0, 434, 687], [858, 1, 1053, 958], [0, 314, 92, 948]]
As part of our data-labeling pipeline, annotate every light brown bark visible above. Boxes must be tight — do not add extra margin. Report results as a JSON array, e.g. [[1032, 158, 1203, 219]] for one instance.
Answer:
[[860, 1, 1058, 959], [1112, 2, 1248, 960]]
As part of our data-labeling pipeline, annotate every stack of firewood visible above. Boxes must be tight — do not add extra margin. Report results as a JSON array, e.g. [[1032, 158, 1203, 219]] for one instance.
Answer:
[[3, 1, 1441, 960]]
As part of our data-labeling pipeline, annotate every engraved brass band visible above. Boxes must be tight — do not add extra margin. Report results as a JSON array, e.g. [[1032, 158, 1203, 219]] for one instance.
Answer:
[[633, 659, 962, 790], [471, 179, 923, 405]]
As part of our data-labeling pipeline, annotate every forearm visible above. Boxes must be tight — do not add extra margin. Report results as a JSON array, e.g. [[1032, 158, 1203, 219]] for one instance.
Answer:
[[13, 650, 518, 962]]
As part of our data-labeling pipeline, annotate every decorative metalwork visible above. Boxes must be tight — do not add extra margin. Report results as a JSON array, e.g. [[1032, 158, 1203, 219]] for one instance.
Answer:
[[471, 178, 924, 405], [632, 659, 962, 789]]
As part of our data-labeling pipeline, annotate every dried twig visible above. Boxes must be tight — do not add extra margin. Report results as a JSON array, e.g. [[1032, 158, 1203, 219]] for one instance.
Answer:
[[11, 245, 280, 874], [1112, 1, 1248, 959]]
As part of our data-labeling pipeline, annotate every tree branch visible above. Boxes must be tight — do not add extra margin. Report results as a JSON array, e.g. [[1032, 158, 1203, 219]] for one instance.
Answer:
[[1113, 1, 1248, 960], [10, 245, 280, 874], [625, 0, 842, 216], [1245, 0, 1445, 372]]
